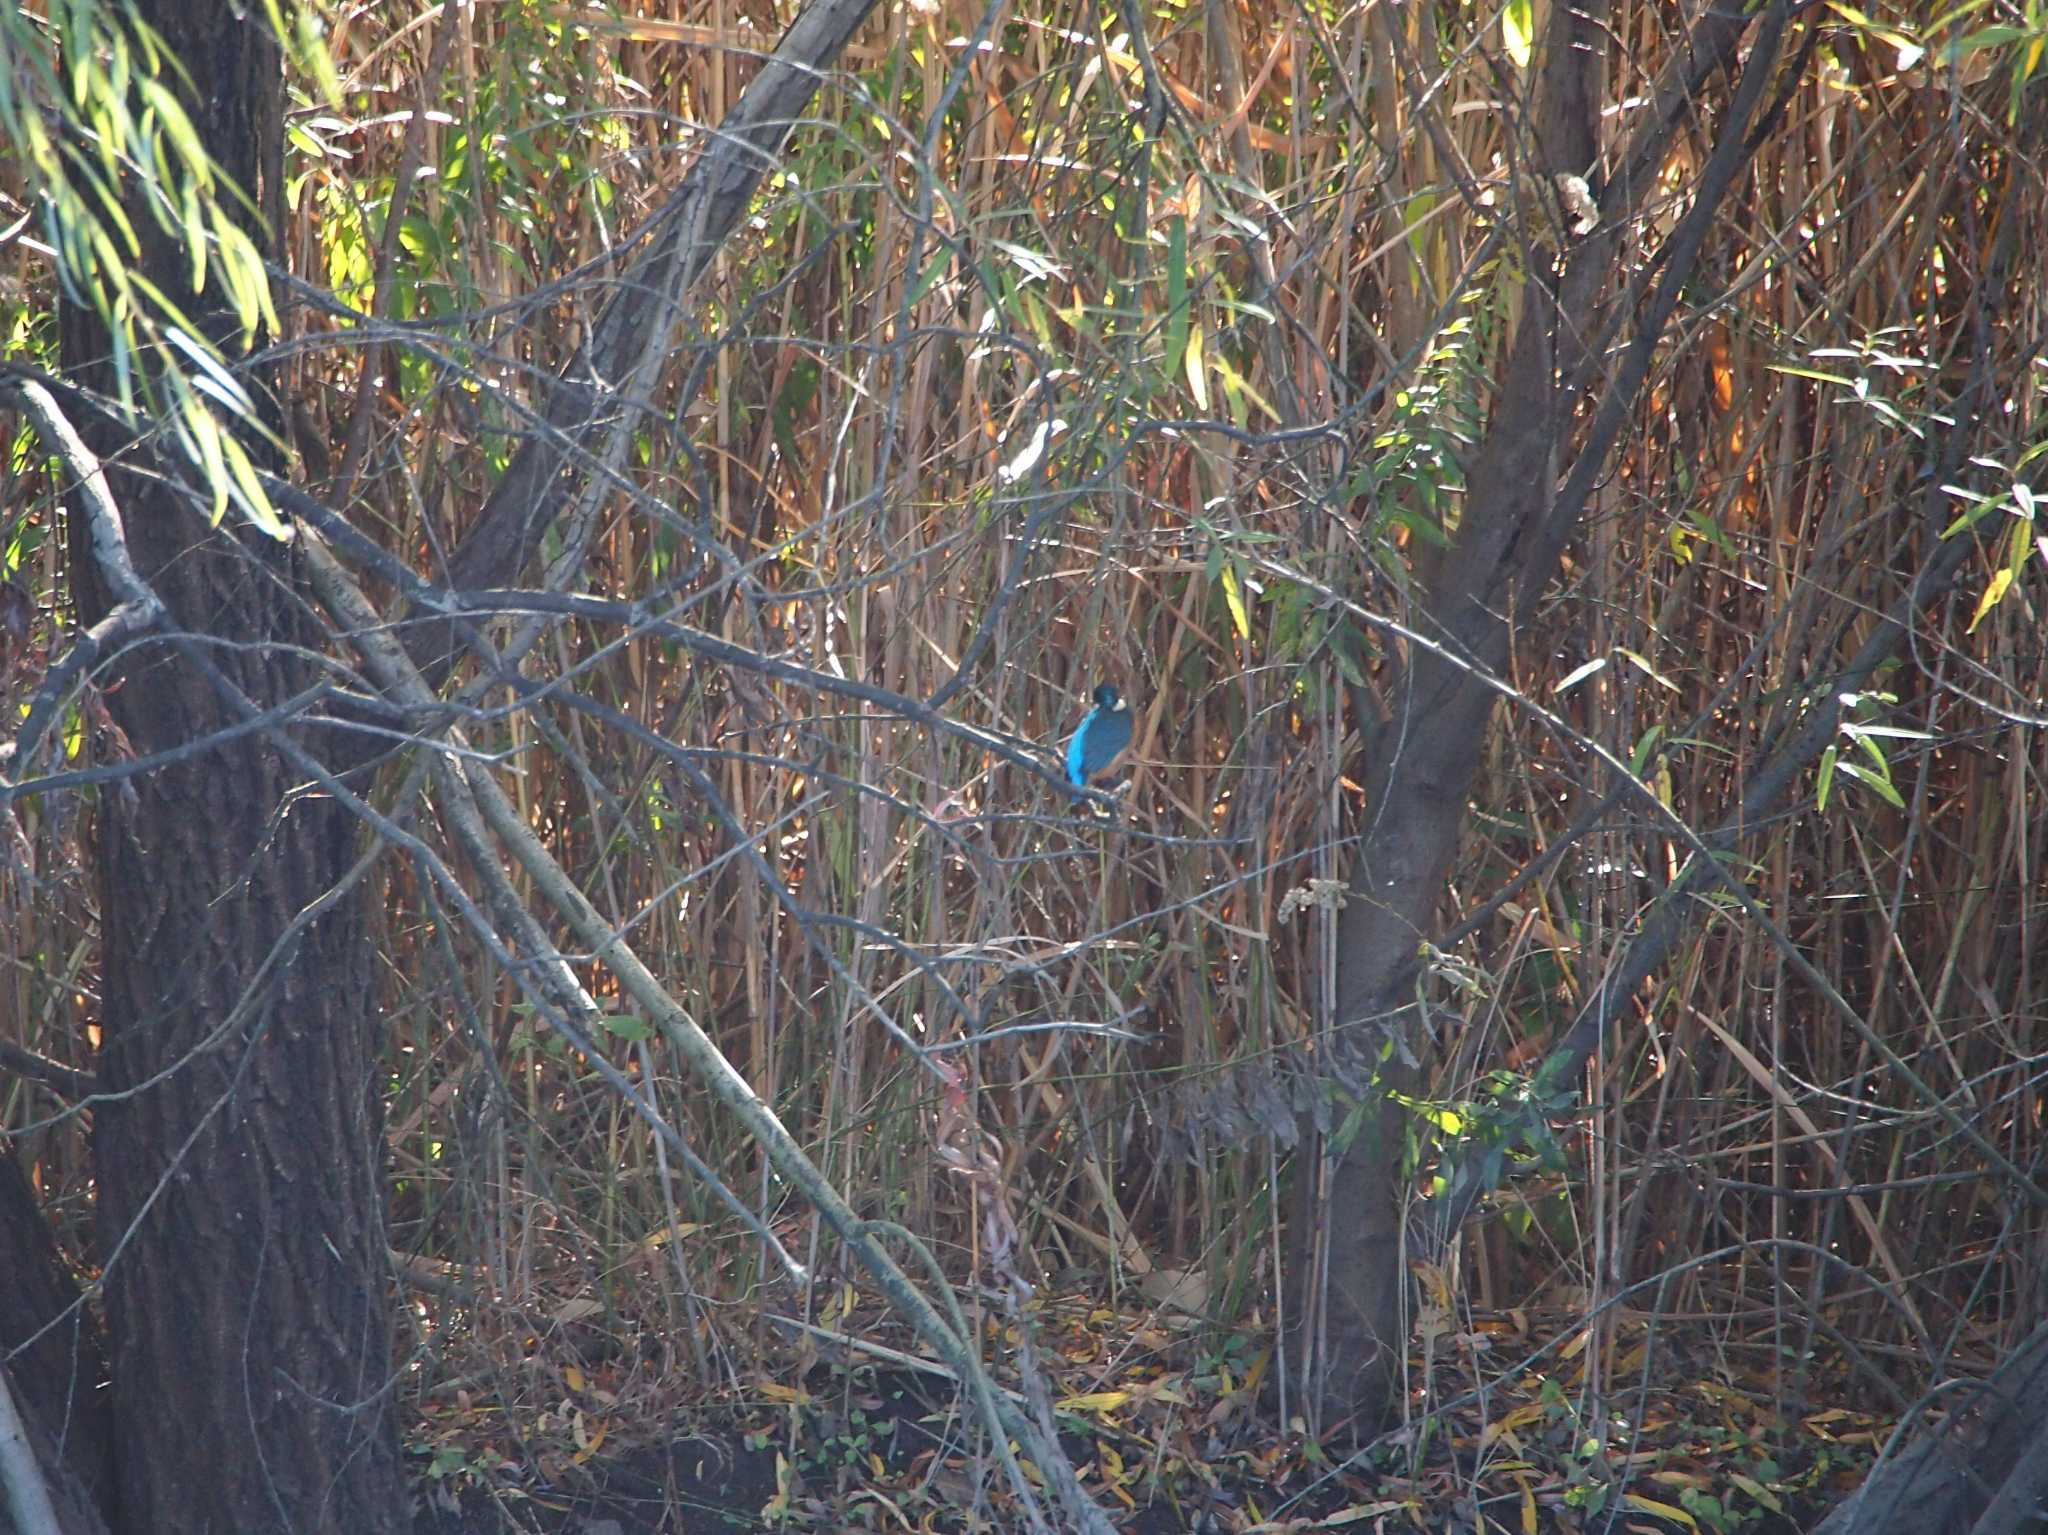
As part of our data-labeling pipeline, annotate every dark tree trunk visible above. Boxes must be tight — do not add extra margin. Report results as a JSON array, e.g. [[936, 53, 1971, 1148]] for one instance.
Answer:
[[1282, 0, 1776, 1434], [1281, 0, 1609, 1432], [1811, 1322, 2048, 1535], [47, 4, 409, 1532]]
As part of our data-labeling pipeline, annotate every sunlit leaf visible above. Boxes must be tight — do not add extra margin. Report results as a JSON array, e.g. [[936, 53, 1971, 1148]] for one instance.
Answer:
[[1162, 215, 1190, 384], [1833, 758, 1905, 809], [1503, 0, 1534, 67], [179, 393, 231, 523], [218, 432, 289, 541], [1184, 320, 1209, 410], [1966, 567, 2013, 631], [1220, 559, 1251, 644], [1054, 1391, 1131, 1413], [1554, 656, 1606, 693], [1624, 1494, 1698, 1530], [1616, 647, 1680, 692]]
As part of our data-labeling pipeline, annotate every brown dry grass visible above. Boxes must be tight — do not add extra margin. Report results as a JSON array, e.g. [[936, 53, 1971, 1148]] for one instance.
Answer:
[[4, 0, 2044, 1491]]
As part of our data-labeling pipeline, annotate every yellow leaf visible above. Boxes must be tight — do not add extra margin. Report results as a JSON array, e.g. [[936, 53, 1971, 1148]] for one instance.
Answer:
[[758, 1382, 811, 1404], [1220, 562, 1251, 644], [1625, 1494, 1697, 1530], [1240, 1346, 1270, 1396], [1212, 355, 1281, 423], [1650, 1470, 1709, 1490], [563, 1364, 585, 1393], [1521, 1481, 1538, 1535], [1967, 568, 2013, 631], [1312, 1500, 1410, 1526], [638, 1224, 704, 1250], [218, 425, 289, 541], [760, 1453, 792, 1519], [571, 1417, 608, 1463], [1055, 1391, 1131, 1414], [1481, 1402, 1546, 1448], [1185, 322, 1209, 410]]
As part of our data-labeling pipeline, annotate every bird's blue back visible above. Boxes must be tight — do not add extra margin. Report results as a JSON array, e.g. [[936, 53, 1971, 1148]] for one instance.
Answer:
[[1066, 695, 1133, 788], [1065, 720, 1091, 787]]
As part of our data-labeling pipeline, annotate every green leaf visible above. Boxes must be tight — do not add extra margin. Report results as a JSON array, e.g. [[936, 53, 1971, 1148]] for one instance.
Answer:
[[1629, 725, 1664, 775], [1817, 745, 1837, 811], [295, 5, 347, 110], [1833, 758, 1905, 809], [1212, 355, 1279, 424], [596, 1013, 657, 1042], [180, 184, 206, 293], [1404, 190, 1437, 264], [213, 218, 278, 342], [1381, 504, 1450, 548], [1939, 491, 2000, 537], [1327, 621, 1369, 687], [138, 76, 208, 183], [219, 430, 289, 541], [1163, 215, 1191, 384], [162, 324, 256, 416], [1848, 727, 1890, 775], [907, 247, 952, 306], [178, 393, 230, 524], [1952, 23, 2031, 55]]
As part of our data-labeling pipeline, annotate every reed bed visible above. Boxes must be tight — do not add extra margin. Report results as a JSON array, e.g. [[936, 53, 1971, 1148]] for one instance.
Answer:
[[4, 0, 2042, 1487]]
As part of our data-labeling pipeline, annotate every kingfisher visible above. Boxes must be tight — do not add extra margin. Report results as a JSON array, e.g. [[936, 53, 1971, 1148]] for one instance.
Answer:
[[1065, 684, 1133, 796]]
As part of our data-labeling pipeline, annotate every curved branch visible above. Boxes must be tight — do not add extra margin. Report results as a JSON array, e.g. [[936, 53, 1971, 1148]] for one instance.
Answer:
[[411, 0, 887, 681]]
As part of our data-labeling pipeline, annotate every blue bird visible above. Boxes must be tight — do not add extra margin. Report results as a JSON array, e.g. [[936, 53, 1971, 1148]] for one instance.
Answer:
[[1066, 684, 1134, 795]]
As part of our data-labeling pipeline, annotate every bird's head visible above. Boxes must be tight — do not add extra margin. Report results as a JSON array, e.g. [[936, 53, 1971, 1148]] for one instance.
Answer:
[[1093, 684, 1126, 711]]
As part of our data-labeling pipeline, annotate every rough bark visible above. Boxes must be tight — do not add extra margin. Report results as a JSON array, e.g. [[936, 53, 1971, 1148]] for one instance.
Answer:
[[47, 4, 409, 1532], [15, 0, 894, 1524], [1811, 1322, 2048, 1535]]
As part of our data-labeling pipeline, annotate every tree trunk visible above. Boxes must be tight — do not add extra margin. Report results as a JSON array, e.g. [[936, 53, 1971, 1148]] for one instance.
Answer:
[[1282, 0, 1604, 1429], [1811, 1322, 2048, 1535], [49, 5, 408, 1531], [1283, 0, 1778, 1433]]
